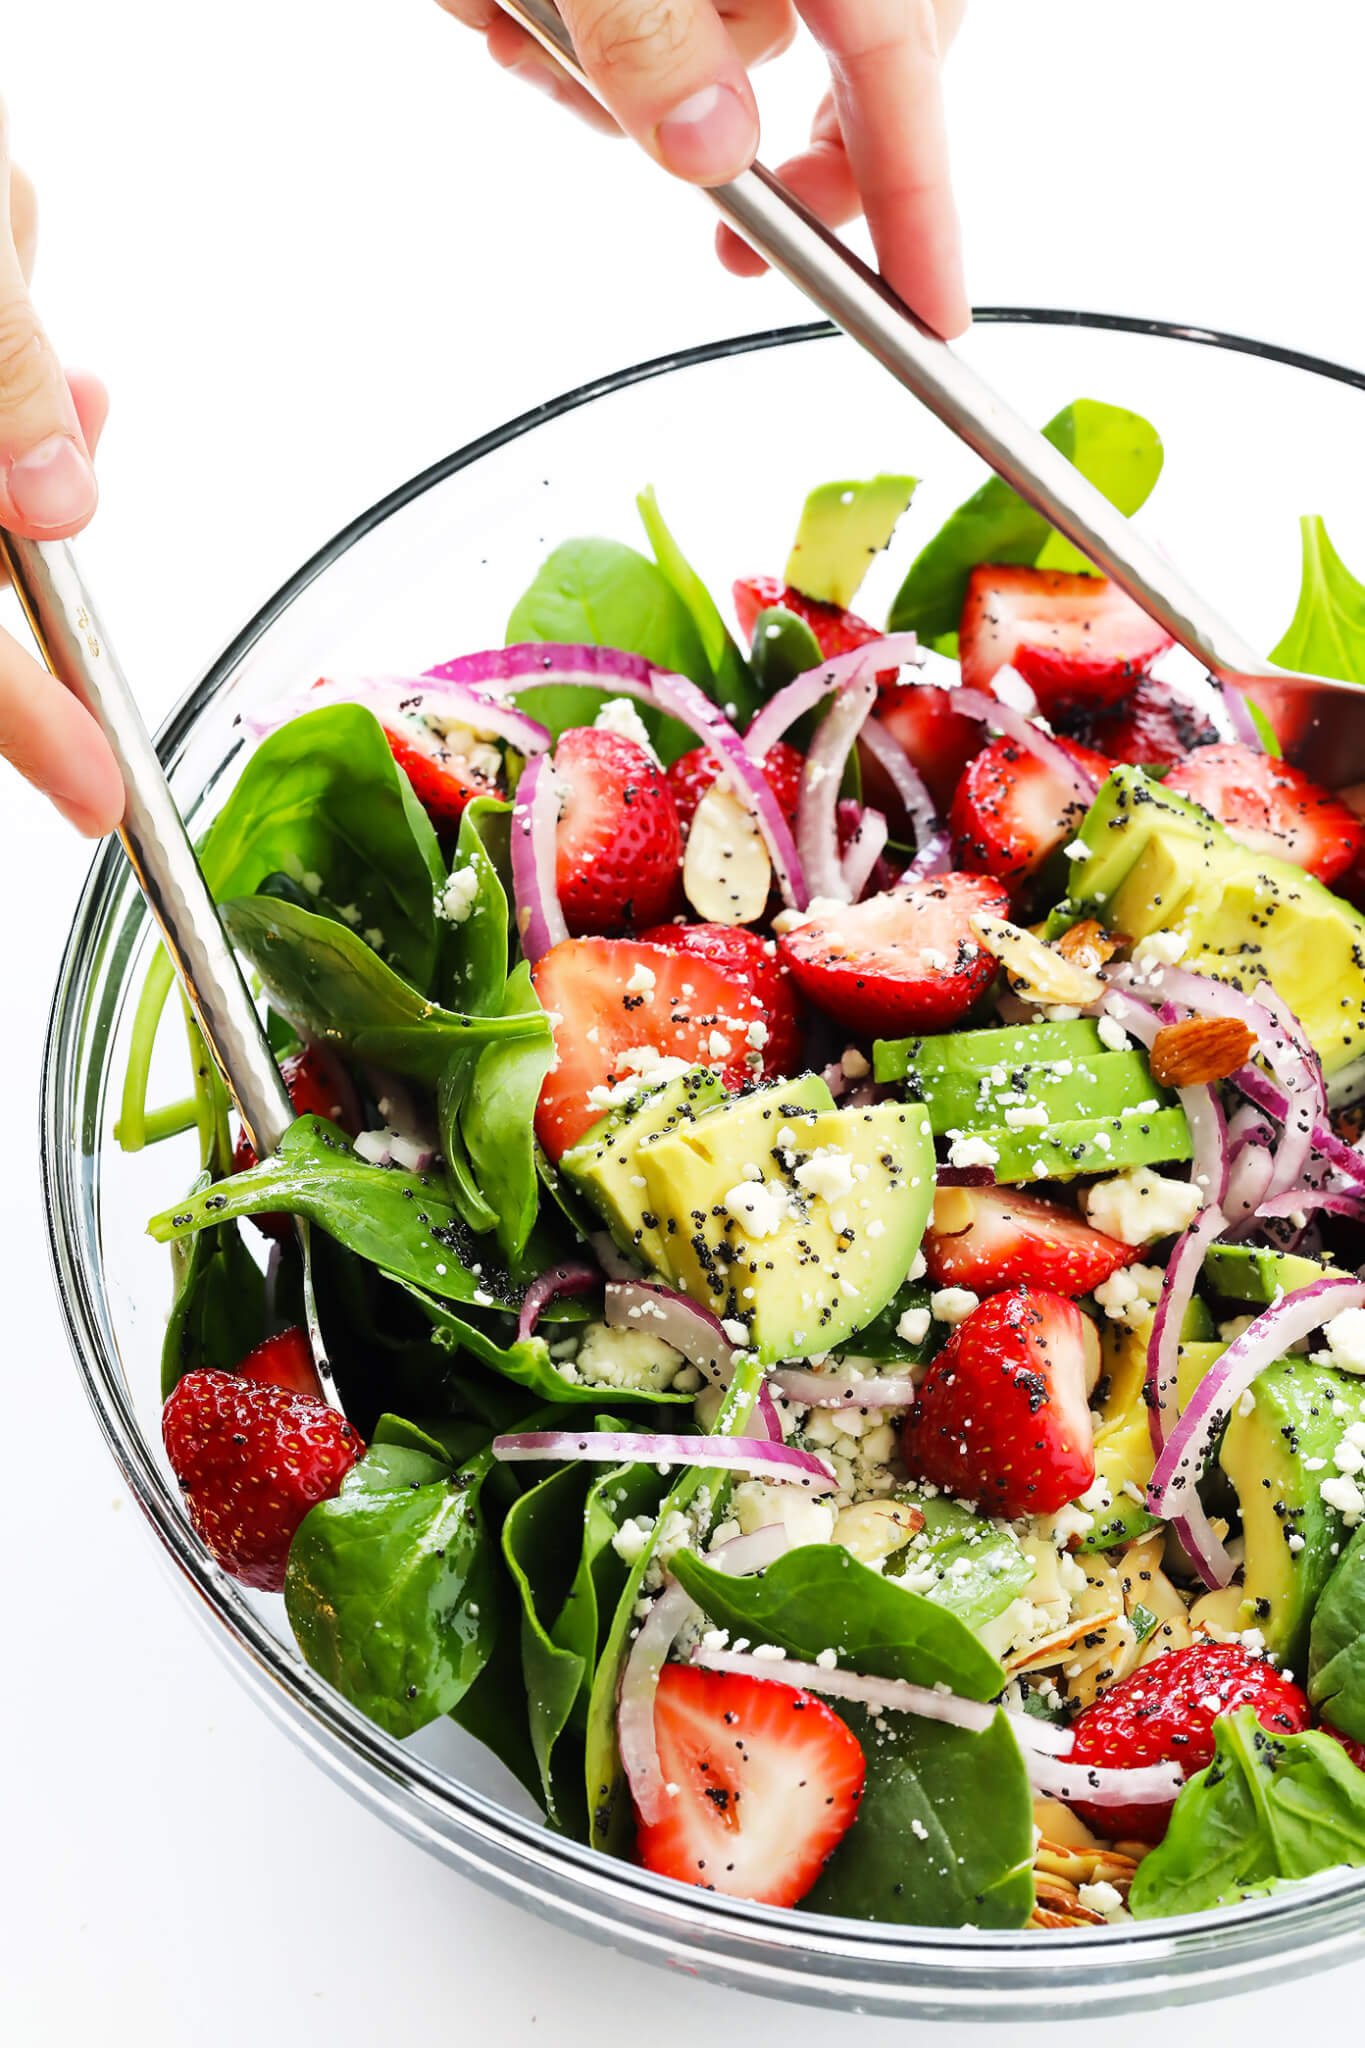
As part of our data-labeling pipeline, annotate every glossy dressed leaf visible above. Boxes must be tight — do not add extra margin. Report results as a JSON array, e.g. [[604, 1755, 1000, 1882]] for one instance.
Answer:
[[888, 400, 1163, 646], [637, 485, 757, 724], [502, 1462, 594, 1826], [438, 796, 513, 1017], [1310, 1521, 1365, 1741], [399, 1280, 692, 1409], [437, 1049, 500, 1237], [749, 606, 824, 698], [670, 1544, 1004, 1700], [460, 962, 555, 1264], [221, 894, 543, 1088], [160, 1198, 267, 1399], [284, 1447, 497, 1738], [1129, 1709, 1365, 1917], [371, 1412, 491, 1466], [1270, 515, 1365, 683], [804, 1707, 1034, 1928]]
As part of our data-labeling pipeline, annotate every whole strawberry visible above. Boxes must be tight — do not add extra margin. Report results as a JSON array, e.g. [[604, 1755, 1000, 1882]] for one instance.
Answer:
[[163, 1369, 364, 1592], [553, 727, 682, 934], [1066, 1641, 1311, 1842]]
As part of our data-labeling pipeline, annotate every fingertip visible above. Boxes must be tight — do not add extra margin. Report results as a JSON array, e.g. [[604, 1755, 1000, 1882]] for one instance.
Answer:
[[716, 222, 768, 277], [66, 369, 110, 458]]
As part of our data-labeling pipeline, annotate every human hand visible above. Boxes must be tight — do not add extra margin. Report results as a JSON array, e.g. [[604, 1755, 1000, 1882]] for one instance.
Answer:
[[436, 2, 970, 339], [0, 105, 122, 836]]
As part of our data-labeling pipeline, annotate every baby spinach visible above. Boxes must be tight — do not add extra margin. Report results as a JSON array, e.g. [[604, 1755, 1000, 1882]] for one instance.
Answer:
[[400, 1280, 692, 1410], [1129, 1709, 1365, 1917], [806, 1708, 1034, 1927], [160, 1176, 266, 1397], [670, 1544, 1004, 1699], [1309, 1520, 1365, 1741], [503, 1461, 597, 1827], [749, 605, 824, 698], [220, 895, 542, 1088], [284, 1442, 498, 1739], [636, 485, 756, 724], [1270, 514, 1365, 683], [438, 796, 513, 1018], [888, 398, 1163, 647], [459, 962, 555, 1264]]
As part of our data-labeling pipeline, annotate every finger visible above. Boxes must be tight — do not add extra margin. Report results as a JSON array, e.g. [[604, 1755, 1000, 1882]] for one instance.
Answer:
[[10, 163, 36, 282], [716, 89, 854, 275], [0, 624, 123, 834], [718, 0, 798, 67], [561, 0, 760, 184], [0, 104, 99, 537], [795, 0, 969, 337], [67, 369, 110, 457], [484, 11, 622, 133]]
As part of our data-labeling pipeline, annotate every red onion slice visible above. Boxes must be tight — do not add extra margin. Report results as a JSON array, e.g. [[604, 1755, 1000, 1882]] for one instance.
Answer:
[[1231, 1064, 1365, 1190], [753, 1383, 785, 1442], [1219, 679, 1267, 753], [904, 828, 952, 882], [1258, 1187, 1365, 1222], [491, 1429, 837, 1491], [1170, 1497, 1237, 1593], [1145, 1204, 1229, 1458], [518, 1261, 600, 1342], [769, 1365, 918, 1409], [840, 805, 890, 901], [948, 683, 1101, 807], [243, 674, 551, 758], [858, 716, 939, 853], [796, 673, 878, 903], [743, 635, 924, 760], [510, 752, 567, 965], [1023, 1748, 1187, 1809], [604, 1282, 735, 1387]]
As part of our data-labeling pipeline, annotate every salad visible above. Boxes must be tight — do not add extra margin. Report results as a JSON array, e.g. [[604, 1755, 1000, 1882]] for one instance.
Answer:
[[127, 396, 1365, 1931]]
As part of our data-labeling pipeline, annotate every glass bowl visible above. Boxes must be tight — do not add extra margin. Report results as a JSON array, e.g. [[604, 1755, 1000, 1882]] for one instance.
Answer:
[[44, 312, 1365, 2021]]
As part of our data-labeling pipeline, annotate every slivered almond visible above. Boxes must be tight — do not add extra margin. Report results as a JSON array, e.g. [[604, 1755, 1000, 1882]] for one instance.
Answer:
[[1055, 918, 1122, 973], [1035, 1839, 1138, 1890], [682, 785, 772, 925], [1150, 1015, 1256, 1088], [969, 913, 1105, 1007]]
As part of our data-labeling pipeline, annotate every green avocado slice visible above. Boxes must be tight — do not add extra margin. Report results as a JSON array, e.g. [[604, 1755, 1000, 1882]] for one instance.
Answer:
[[784, 474, 917, 610]]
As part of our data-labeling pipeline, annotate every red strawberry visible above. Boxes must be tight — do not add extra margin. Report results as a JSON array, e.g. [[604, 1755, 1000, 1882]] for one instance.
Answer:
[[552, 727, 682, 935], [733, 576, 881, 660], [924, 1186, 1136, 1296], [1066, 1642, 1312, 1842], [777, 873, 1008, 1037], [634, 1663, 865, 1907], [1323, 1723, 1365, 1773], [1082, 677, 1219, 771], [902, 1287, 1096, 1517], [959, 566, 1173, 716], [233, 1047, 356, 1238], [312, 678, 501, 830], [1164, 742, 1363, 887], [950, 734, 1112, 893], [836, 799, 901, 900], [867, 676, 984, 817], [532, 937, 777, 1159], [667, 740, 804, 832], [237, 1326, 324, 1401], [636, 922, 803, 1076], [162, 1369, 364, 1592]]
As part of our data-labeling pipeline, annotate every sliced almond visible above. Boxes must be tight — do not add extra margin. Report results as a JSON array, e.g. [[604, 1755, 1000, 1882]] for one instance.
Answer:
[[970, 913, 1106, 1008], [1033, 1797, 1102, 1853], [1150, 1015, 1257, 1088], [1189, 1586, 1249, 1639], [1035, 1838, 1138, 1889], [930, 1184, 977, 1237], [682, 785, 772, 926], [1055, 918, 1122, 974]]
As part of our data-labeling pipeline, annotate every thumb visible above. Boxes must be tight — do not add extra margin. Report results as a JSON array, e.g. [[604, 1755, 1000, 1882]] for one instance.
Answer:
[[560, 0, 759, 185], [0, 105, 98, 538]]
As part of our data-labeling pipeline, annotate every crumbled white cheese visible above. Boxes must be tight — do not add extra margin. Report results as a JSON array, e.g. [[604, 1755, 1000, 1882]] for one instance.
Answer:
[[707, 1030, 732, 1060], [929, 1286, 979, 1326], [722, 1178, 790, 1239], [730, 1479, 836, 1548], [1321, 1473, 1365, 1523], [593, 695, 657, 758], [1092, 1264, 1164, 1326], [435, 865, 480, 924], [896, 1306, 933, 1347], [1063, 840, 1090, 862], [1082, 1167, 1202, 1246], [1320, 1307, 1365, 1377], [1078, 1879, 1126, 1920], [815, 1647, 839, 1671], [1004, 1104, 1049, 1129], [1096, 1013, 1131, 1053], [946, 1133, 999, 1171], [626, 960, 657, 995], [574, 1322, 690, 1393], [907, 1250, 928, 1283], [1131, 929, 1189, 969], [794, 1147, 858, 1203]]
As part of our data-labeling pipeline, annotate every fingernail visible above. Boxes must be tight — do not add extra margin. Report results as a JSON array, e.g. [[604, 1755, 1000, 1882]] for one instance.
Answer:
[[657, 82, 756, 183], [5, 434, 98, 532]]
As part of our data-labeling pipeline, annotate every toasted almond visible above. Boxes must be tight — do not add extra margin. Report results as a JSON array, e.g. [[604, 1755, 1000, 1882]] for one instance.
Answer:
[[1150, 1015, 1257, 1088], [1035, 1839, 1138, 1889], [970, 913, 1106, 1007], [1055, 918, 1122, 973], [1033, 1797, 1102, 1852], [1188, 1586, 1249, 1640], [930, 1184, 977, 1237], [1007, 1604, 1125, 1675], [682, 785, 772, 926]]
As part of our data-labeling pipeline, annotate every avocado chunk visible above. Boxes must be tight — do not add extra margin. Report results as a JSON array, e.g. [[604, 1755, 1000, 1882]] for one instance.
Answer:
[[1064, 767, 1365, 1074], [888, 1491, 1033, 1634], [895, 1048, 1165, 1135], [1204, 1244, 1345, 1309], [978, 1106, 1192, 1184], [560, 1067, 728, 1273], [640, 1094, 936, 1362], [784, 474, 917, 609], [1083, 1318, 1225, 1552], [1220, 1357, 1365, 1667], [874, 1018, 1107, 1083]]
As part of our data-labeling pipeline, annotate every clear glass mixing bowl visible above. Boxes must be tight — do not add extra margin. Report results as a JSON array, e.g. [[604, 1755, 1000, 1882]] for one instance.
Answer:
[[43, 313, 1365, 2020]]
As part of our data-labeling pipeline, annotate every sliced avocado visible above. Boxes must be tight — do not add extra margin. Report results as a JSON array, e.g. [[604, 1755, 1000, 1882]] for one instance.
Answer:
[[640, 1095, 935, 1363], [978, 1105, 1191, 1184], [784, 474, 916, 610], [1182, 1293, 1218, 1343], [903, 1049, 1166, 1136], [888, 1491, 1033, 1635], [874, 1018, 1106, 1083], [1204, 1244, 1344, 1309], [1220, 1357, 1365, 1667], [1083, 1319, 1225, 1552], [560, 1067, 728, 1273], [1066, 767, 1365, 1074]]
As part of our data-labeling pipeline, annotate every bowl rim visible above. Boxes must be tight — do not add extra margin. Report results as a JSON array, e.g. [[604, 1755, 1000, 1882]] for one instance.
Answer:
[[42, 308, 1365, 2015]]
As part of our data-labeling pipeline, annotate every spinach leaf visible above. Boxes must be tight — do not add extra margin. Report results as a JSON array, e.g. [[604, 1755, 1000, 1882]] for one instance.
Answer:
[[460, 962, 555, 1264], [371, 1412, 491, 1466], [439, 795, 513, 1017], [220, 894, 543, 1087], [1270, 515, 1365, 683], [284, 1445, 497, 1738], [636, 485, 756, 724], [160, 1175, 267, 1397], [399, 1280, 692, 1409], [437, 1051, 500, 1237], [502, 1462, 595, 1827], [805, 1707, 1034, 1927], [670, 1543, 1004, 1699], [888, 399, 1163, 647], [1309, 1520, 1365, 1741], [1129, 1709, 1365, 1917], [889, 1494, 1032, 1636], [749, 606, 824, 698]]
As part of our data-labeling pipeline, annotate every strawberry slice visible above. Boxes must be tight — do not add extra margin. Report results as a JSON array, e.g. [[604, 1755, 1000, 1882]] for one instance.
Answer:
[[667, 740, 803, 832], [1081, 677, 1219, 771], [959, 566, 1173, 716], [233, 1047, 357, 1239], [868, 674, 984, 816], [312, 678, 500, 830], [1164, 742, 1364, 886], [532, 937, 776, 1158], [950, 734, 1112, 893], [637, 922, 803, 1076], [237, 1326, 324, 1401], [553, 727, 683, 935], [924, 1186, 1136, 1295], [733, 576, 881, 660], [901, 1286, 1096, 1516], [634, 1663, 865, 1906], [777, 873, 1008, 1036]]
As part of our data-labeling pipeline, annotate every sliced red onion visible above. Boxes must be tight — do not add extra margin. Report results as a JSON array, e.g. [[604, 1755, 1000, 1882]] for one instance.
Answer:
[[743, 635, 924, 760], [1096, 991, 1228, 1205], [840, 805, 890, 901], [903, 828, 952, 882], [1231, 1064, 1365, 1189], [492, 1429, 837, 1491], [948, 685, 1100, 807], [1145, 1204, 1229, 1458], [1219, 679, 1267, 753], [588, 1231, 644, 1282], [796, 674, 878, 903], [1223, 1137, 1276, 1233], [518, 1261, 600, 1342], [1149, 1275, 1365, 1516], [1170, 1497, 1237, 1594], [769, 1365, 918, 1409], [1257, 1187, 1365, 1222], [510, 752, 567, 965], [754, 1383, 784, 1442], [243, 674, 551, 757], [619, 1523, 791, 1826], [1023, 1748, 1186, 1809], [604, 1281, 734, 1387], [859, 716, 939, 853]]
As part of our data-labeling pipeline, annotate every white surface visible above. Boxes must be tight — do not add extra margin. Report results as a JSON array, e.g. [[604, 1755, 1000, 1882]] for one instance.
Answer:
[[5, 2, 1365, 2040]]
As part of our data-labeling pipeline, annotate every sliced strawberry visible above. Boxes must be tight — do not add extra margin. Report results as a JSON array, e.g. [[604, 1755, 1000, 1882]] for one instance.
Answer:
[[667, 740, 803, 833], [237, 1326, 324, 1401], [636, 922, 803, 1076], [634, 1663, 865, 1906], [866, 675, 984, 817], [1164, 742, 1363, 886], [778, 874, 1008, 1037], [959, 566, 1173, 716], [902, 1286, 1096, 1517], [162, 1369, 364, 1593], [312, 678, 500, 830], [924, 1186, 1136, 1295], [733, 576, 881, 660], [1081, 677, 1219, 771], [532, 937, 777, 1158], [553, 727, 683, 935], [1066, 1642, 1312, 1842], [950, 734, 1112, 893], [233, 1047, 357, 1238], [1324, 1723, 1365, 1773]]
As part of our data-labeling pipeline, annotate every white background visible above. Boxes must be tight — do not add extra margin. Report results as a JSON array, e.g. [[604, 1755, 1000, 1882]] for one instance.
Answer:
[[5, 2, 1365, 2041]]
